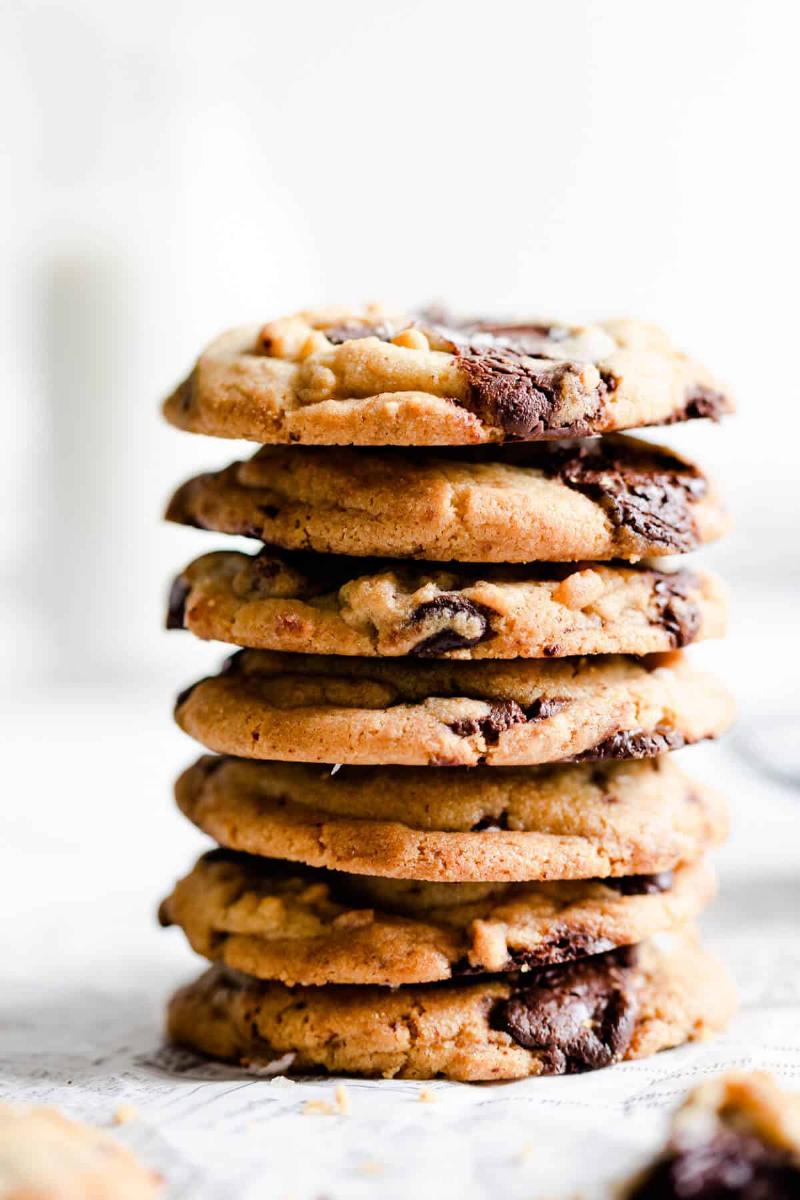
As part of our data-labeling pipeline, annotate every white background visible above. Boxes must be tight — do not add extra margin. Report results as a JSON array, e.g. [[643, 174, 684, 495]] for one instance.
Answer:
[[1, 0, 798, 687], [1, 3, 799, 1197]]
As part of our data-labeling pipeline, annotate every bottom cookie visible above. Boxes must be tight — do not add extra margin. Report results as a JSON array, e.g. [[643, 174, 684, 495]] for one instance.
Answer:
[[166, 929, 735, 1081]]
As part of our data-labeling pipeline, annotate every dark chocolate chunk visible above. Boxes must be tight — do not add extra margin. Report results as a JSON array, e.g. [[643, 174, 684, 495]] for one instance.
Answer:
[[410, 595, 494, 657], [628, 1128, 800, 1199], [676, 384, 730, 424], [572, 728, 687, 762], [471, 811, 511, 832], [492, 946, 638, 1073], [457, 348, 581, 437], [653, 572, 702, 648], [525, 697, 569, 721], [166, 574, 191, 630], [322, 320, 401, 345], [509, 931, 617, 969], [603, 872, 674, 896], [448, 700, 528, 744], [542, 439, 707, 552]]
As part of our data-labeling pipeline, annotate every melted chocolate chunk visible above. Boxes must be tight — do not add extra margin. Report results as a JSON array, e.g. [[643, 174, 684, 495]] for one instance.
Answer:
[[492, 946, 638, 1073], [448, 700, 527, 744], [629, 1129, 800, 1199], [653, 572, 702, 648], [525, 697, 569, 721], [457, 347, 580, 437], [674, 384, 730, 424], [603, 872, 674, 896], [510, 931, 617, 968], [573, 728, 687, 762], [322, 320, 400, 345], [410, 595, 494, 656], [471, 811, 511, 832], [166, 574, 190, 630], [542, 440, 707, 552]]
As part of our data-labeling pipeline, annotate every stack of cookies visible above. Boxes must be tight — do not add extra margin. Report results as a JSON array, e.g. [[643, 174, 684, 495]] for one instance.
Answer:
[[159, 307, 736, 1081]]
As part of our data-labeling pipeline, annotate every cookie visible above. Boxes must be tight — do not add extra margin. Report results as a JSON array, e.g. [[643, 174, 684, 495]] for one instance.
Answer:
[[162, 308, 733, 446], [174, 649, 735, 767], [0, 1104, 161, 1199], [165, 930, 736, 1081], [624, 1072, 800, 1198], [168, 549, 727, 659], [174, 756, 728, 882], [166, 436, 727, 564], [159, 849, 715, 986]]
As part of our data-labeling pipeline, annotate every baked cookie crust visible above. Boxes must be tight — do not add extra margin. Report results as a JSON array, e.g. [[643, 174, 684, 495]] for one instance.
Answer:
[[174, 755, 729, 883], [159, 849, 715, 986], [168, 549, 727, 659], [165, 930, 736, 1081], [174, 649, 735, 767]]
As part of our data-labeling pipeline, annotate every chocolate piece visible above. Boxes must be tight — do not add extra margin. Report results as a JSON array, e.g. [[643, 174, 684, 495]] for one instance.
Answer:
[[457, 347, 581, 438], [603, 872, 674, 896], [448, 700, 528, 744], [492, 946, 638, 1073], [166, 574, 190, 630], [573, 728, 687, 762], [652, 572, 702, 648], [542, 440, 707, 552], [629, 1129, 800, 1199], [509, 931, 617, 968], [674, 384, 730, 424], [321, 320, 401, 345], [525, 697, 568, 721], [410, 595, 494, 656], [471, 811, 511, 832]]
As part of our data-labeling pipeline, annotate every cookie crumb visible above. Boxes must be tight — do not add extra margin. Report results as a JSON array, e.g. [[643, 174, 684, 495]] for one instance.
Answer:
[[357, 1160, 384, 1176], [113, 1104, 138, 1125], [303, 1099, 334, 1116], [516, 1142, 535, 1163], [418, 1086, 437, 1103], [334, 1084, 351, 1115]]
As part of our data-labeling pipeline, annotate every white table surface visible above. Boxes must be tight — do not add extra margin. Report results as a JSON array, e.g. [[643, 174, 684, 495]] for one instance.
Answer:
[[2, 595, 799, 1199]]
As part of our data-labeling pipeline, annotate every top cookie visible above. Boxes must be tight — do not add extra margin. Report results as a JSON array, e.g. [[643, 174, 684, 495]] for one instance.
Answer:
[[163, 307, 733, 446]]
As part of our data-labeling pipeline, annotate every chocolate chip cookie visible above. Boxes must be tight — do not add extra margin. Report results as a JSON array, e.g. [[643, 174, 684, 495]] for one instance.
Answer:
[[163, 308, 733, 446], [166, 436, 727, 564], [165, 930, 736, 1081], [0, 1104, 162, 1199], [168, 549, 727, 659], [159, 849, 715, 986], [174, 756, 728, 883], [624, 1072, 800, 1198], [174, 649, 735, 767]]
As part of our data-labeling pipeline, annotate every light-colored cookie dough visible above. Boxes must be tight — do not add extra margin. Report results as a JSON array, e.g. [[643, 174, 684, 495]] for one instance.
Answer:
[[168, 550, 728, 659], [166, 436, 728, 563], [163, 307, 733, 446], [165, 929, 736, 1081], [159, 850, 715, 985], [174, 649, 735, 767], [174, 755, 729, 883]]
